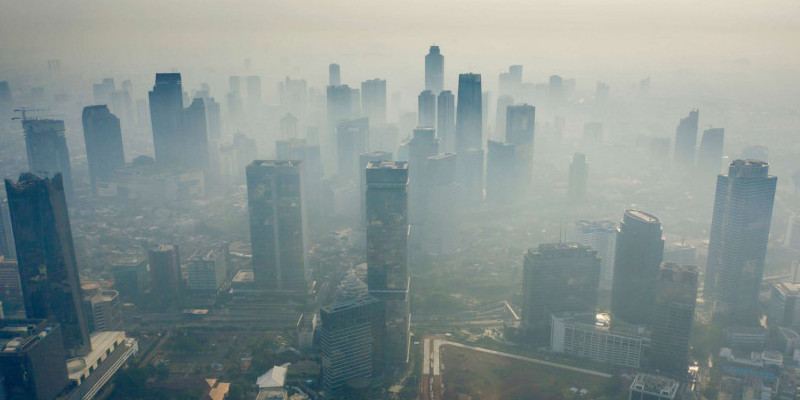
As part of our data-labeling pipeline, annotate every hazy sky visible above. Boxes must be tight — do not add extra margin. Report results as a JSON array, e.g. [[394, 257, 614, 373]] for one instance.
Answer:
[[1, 0, 798, 99]]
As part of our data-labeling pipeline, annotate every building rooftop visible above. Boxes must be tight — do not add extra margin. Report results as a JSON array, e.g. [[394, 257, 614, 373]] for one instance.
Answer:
[[625, 209, 660, 224], [68, 331, 127, 380], [249, 160, 302, 168], [366, 160, 407, 170], [773, 282, 800, 296], [631, 373, 679, 398]]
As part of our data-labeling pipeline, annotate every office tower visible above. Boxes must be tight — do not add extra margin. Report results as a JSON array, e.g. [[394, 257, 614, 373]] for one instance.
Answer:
[[704, 160, 777, 320], [499, 65, 523, 98], [366, 161, 409, 363], [424, 45, 444, 94], [246, 75, 262, 109], [359, 151, 393, 229], [0, 81, 11, 109], [673, 109, 699, 166], [408, 128, 438, 243], [551, 312, 644, 368], [82, 105, 125, 191], [0, 319, 69, 400], [275, 138, 324, 218], [437, 90, 455, 153], [583, 122, 603, 144], [417, 90, 436, 127], [327, 85, 353, 135], [649, 263, 698, 378], [234, 133, 258, 176], [458, 149, 484, 205], [187, 250, 225, 293], [568, 152, 588, 200], [194, 89, 222, 140], [281, 113, 298, 139], [319, 296, 381, 393], [336, 118, 369, 181], [486, 140, 516, 205], [770, 282, 800, 327], [521, 243, 601, 343], [22, 119, 73, 196], [182, 97, 210, 170], [110, 88, 134, 127], [697, 128, 725, 174], [226, 76, 243, 127], [148, 244, 181, 297], [574, 220, 618, 293], [455, 73, 482, 152], [423, 153, 460, 255], [329, 63, 341, 86], [361, 79, 387, 126], [149, 73, 184, 166], [494, 95, 514, 141], [247, 161, 309, 292], [629, 374, 680, 400], [349, 87, 362, 118], [0, 201, 15, 259], [505, 104, 535, 190], [82, 288, 123, 332], [610, 210, 664, 325], [5, 174, 90, 356], [596, 81, 610, 104], [92, 78, 115, 105], [549, 75, 564, 104], [0, 257, 22, 312]]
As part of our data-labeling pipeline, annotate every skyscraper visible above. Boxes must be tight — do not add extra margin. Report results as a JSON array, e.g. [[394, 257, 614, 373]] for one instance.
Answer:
[[329, 63, 341, 86], [182, 97, 210, 170], [417, 90, 436, 127], [0, 201, 16, 260], [22, 119, 73, 196], [610, 210, 664, 325], [327, 85, 353, 136], [521, 243, 601, 343], [408, 128, 438, 233], [247, 161, 309, 293], [458, 148, 485, 205], [336, 118, 369, 181], [423, 153, 460, 255], [246, 75, 262, 109], [574, 220, 617, 293], [494, 95, 514, 141], [697, 128, 725, 175], [455, 73, 482, 152], [366, 161, 409, 363], [486, 140, 516, 205], [673, 110, 699, 166], [505, 104, 535, 190], [359, 151, 393, 229], [92, 78, 115, 105], [424, 46, 444, 94], [148, 244, 181, 297], [499, 65, 523, 98], [82, 105, 125, 191], [649, 263, 698, 378], [704, 160, 777, 320], [0, 319, 69, 400], [361, 79, 387, 126], [5, 173, 91, 356], [437, 90, 455, 153], [149, 73, 184, 166], [568, 152, 588, 200]]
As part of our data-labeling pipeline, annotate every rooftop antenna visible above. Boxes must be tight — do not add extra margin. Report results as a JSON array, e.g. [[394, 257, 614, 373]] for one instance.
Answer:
[[12, 108, 50, 122]]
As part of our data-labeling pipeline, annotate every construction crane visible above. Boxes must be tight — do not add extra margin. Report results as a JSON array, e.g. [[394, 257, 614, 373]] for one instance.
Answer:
[[12, 108, 49, 122]]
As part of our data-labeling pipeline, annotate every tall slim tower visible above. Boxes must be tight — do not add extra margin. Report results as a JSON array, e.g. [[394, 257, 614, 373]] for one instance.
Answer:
[[486, 140, 516, 205], [418, 90, 436, 127], [246, 161, 309, 293], [5, 173, 90, 356], [505, 104, 535, 190], [649, 263, 699, 379], [455, 73, 482, 152], [82, 105, 125, 191], [673, 110, 699, 166], [574, 220, 617, 293], [408, 128, 438, 243], [329, 63, 341, 86], [610, 210, 664, 325], [148, 244, 181, 297], [148, 73, 184, 167], [704, 160, 777, 321], [424, 46, 444, 94], [437, 90, 455, 153], [697, 128, 725, 175], [568, 152, 588, 200], [22, 119, 73, 197], [366, 161, 410, 363], [361, 79, 387, 126]]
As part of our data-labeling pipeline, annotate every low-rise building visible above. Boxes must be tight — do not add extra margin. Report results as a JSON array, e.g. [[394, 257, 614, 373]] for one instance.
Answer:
[[629, 373, 680, 400], [551, 312, 645, 368]]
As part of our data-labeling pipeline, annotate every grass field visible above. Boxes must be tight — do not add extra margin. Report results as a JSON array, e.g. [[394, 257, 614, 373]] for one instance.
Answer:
[[441, 345, 627, 400]]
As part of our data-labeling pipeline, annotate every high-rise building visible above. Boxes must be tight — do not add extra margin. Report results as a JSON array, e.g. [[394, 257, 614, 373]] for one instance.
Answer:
[[276, 138, 324, 218], [704, 160, 777, 320], [361, 79, 387, 126], [499, 65, 523, 98], [494, 95, 514, 141], [424, 46, 444, 94], [280, 113, 298, 139], [5, 173, 90, 356], [319, 296, 381, 393], [82, 105, 125, 191], [149, 73, 184, 166], [486, 140, 516, 205], [148, 244, 181, 297], [568, 152, 588, 200], [0, 201, 15, 259], [327, 84, 353, 140], [336, 118, 369, 181], [111, 259, 149, 299], [610, 210, 664, 325], [92, 78, 115, 105], [770, 282, 800, 327], [423, 153, 460, 255], [574, 220, 617, 293], [455, 73, 482, 152], [697, 128, 725, 175], [649, 263, 698, 378], [279, 76, 309, 118], [408, 128, 438, 234], [329, 63, 341, 86], [673, 110, 699, 166], [187, 250, 226, 293], [549, 75, 564, 104], [182, 97, 210, 170], [521, 243, 601, 343], [359, 151, 393, 229], [505, 104, 535, 190], [0, 257, 22, 311], [551, 313, 644, 368], [0, 319, 69, 400], [437, 90, 455, 153], [246, 75, 262, 109], [22, 119, 73, 196], [0, 81, 11, 110], [457, 148, 484, 206], [418, 90, 436, 127], [83, 288, 123, 332], [247, 161, 309, 292], [366, 161, 410, 363]]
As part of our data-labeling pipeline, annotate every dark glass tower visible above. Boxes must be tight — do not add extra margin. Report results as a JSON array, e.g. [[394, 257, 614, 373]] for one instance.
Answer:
[[673, 109, 699, 166], [148, 244, 181, 297], [424, 46, 444, 94], [610, 210, 664, 325], [417, 90, 436, 127], [82, 105, 125, 191], [437, 90, 455, 153], [4, 173, 90, 356], [455, 73, 482, 152], [505, 104, 535, 191], [704, 160, 777, 321], [148, 73, 183, 167], [246, 161, 309, 293], [22, 119, 73, 197], [649, 263, 698, 379], [329, 63, 341, 86], [366, 161, 409, 363]]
